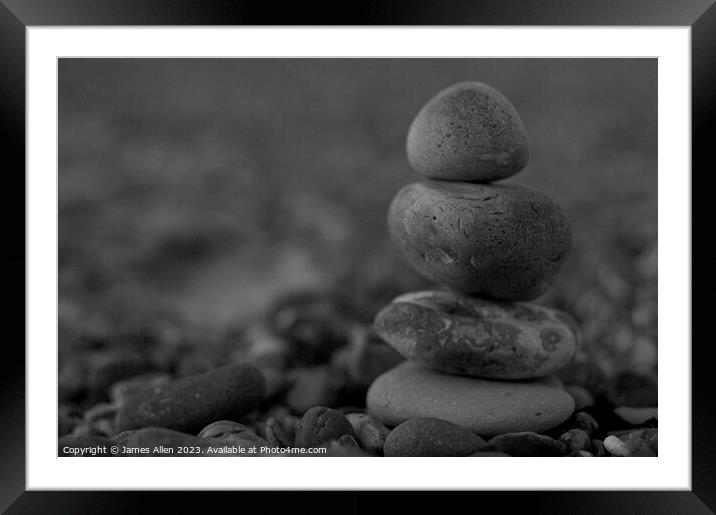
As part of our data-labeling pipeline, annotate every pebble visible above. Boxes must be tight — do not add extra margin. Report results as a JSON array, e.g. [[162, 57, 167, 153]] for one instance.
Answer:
[[294, 406, 354, 448], [564, 384, 594, 411], [591, 439, 608, 457], [367, 361, 574, 437], [115, 363, 266, 434], [574, 412, 599, 436], [488, 432, 566, 457], [265, 416, 296, 447], [388, 181, 570, 300], [603, 435, 633, 457], [197, 420, 251, 439], [384, 417, 486, 457], [613, 406, 658, 425], [374, 290, 578, 379], [109, 372, 171, 405], [559, 429, 592, 453], [406, 81, 529, 182], [606, 428, 658, 456], [324, 435, 365, 457], [346, 413, 391, 455]]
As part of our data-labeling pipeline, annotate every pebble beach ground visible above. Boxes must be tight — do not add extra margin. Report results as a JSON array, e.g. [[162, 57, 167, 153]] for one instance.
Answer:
[[58, 60, 657, 457]]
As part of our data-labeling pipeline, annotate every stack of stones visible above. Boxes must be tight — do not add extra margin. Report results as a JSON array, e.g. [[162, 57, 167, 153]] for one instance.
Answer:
[[367, 82, 580, 443]]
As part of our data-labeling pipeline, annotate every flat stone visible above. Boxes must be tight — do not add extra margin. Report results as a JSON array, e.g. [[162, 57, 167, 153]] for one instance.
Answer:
[[374, 290, 579, 379], [384, 417, 486, 457], [388, 181, 570, 300], [613, 406, 658, 425], [366, 361, 574, 437], [115, 363, 266, 434], [406, 81, 529, 182]]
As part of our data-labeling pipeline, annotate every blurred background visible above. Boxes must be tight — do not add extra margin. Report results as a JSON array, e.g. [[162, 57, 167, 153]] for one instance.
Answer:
[[58, 59, 657, 412]]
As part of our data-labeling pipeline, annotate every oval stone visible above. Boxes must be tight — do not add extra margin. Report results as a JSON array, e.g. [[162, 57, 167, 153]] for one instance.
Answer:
[[366, 361, 574, 437], [384, 417, 486, 457], [374, 290, 579, 379], [388, 181, 570, 300], [115, 363, 266, 434], [406, 82, 529, 182]]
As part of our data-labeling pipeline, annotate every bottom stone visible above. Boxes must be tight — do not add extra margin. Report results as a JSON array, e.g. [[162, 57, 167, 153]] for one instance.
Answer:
[[366, 361, 574, 437]]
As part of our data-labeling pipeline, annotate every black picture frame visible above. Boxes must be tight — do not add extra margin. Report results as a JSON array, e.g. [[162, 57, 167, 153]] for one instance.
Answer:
[[2, 1, 713, 513]]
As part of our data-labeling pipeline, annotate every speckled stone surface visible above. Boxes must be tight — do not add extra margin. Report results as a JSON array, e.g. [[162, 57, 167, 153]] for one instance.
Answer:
[[406, 82, 529, 182], [388, 181, 571, 300], [115, 363, 266, 434], [374, 290, 579, 379], [366, 361, 574, 437], [383, 417, 486, 457]]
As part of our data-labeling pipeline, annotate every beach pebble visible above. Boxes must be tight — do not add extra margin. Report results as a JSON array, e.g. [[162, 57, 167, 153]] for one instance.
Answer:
[[607, 428, 658, 456], [346, 413, 391, 455], [265, 416, 296, 447], [603, 435, 633, 457], [294, 407, 354, 448], [324, 435, 365, 457], [564, 384, 594, 411], [559, 429, 592, 453], [367, 361, 574, 437], [574, 412, 599, 436], [109, 372, 171, 405], [197, 420, 251, 439], [374, 290, 579, 379], [388, 181, 570, 300], [613, 406, 658, 425], [406, 81, 529, 182], [488, 432, 566, 456], [115, 363, 266, 434], [384, 417, 486, 457], [591, 439, 608, 457]]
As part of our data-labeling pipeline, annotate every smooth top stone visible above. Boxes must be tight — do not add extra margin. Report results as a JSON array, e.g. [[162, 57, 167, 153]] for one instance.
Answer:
[[406, 82, 529, 182], [388, 181, 570, 300], [374, 290, 579, 379], [383, 417, 486, 457], [367, 361, 574, 437], [115, 363, 266, 434]]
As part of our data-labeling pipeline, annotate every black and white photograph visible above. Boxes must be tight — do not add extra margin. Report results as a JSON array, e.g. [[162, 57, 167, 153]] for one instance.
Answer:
[[57, 58, 658, 459]]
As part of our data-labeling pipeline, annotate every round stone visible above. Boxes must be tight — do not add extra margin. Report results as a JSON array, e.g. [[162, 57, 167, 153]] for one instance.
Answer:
[[383, 417, 486, 457], [388, 181, 570, 300], [374, 290, 579, 379], [366, 361, 574, 437], [115, 363, 266, 434], [406, 81, 529, 182], [294, 406, 354, 448]]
